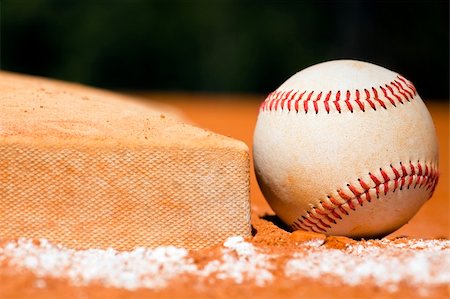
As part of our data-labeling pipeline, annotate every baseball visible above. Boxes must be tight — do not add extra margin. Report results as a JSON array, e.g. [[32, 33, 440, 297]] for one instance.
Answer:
[[253, 60, 439, 238]]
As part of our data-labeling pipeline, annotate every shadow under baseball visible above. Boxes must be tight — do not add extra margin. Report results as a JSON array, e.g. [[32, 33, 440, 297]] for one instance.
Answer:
[[261, 214, 292, 233]]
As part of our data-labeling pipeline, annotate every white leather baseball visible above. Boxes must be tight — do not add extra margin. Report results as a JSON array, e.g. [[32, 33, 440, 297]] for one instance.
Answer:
[[253, 60, 439, 238]]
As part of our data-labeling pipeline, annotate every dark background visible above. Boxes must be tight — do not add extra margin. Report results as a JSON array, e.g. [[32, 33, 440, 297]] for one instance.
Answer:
[[1, 0, 448, 99]]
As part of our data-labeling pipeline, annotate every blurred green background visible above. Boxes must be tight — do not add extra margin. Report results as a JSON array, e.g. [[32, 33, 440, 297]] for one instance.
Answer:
[[1, 0, 448, 99]]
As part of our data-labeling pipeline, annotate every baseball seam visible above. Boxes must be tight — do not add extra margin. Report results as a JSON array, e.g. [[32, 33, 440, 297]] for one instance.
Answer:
[[260, 75, 417, 114], [290, 161, 439, 233]]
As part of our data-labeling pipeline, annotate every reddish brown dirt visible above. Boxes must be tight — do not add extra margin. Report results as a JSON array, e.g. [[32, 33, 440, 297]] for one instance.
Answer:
[[1, 95, 448, 299]]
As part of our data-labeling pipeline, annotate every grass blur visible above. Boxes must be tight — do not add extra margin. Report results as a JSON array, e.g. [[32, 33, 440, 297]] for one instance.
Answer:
[[1, 1, 448, 99]]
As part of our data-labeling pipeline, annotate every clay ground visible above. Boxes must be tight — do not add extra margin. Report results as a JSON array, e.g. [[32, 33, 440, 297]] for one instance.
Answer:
[[1, 95, 448, 298]]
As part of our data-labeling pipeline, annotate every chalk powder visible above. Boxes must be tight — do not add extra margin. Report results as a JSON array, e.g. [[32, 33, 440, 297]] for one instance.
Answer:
[[0, 236, 449, 293]]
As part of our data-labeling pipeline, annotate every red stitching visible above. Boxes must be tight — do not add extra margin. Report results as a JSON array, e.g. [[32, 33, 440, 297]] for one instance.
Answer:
[[301, 216, 326, 232], [334, 91, 342, 113], [369, 172, 381, 198], [309, 213, 332, 229], [386, 83, 403, 104], [347, 199, 356, 211], [372, 87, 386, 109], [320, 202, 342, 220], [395, 79, 413, 99], [321, 201, 334, 211], [408, 162, 416, 189], [415, 162, 423, 188], [348, 184, 361, 196], [296, 219, 316, 232], [313, 92, 323, 114], [273, 91, 282, 108], [391, 81, 410, 103], [271, 95, 278, 110], [260, 100, 266, 111], [261, 76, 418, 113], [380, 169, 390, 195], [290, 162, 439, 233], [356, 196, 364, 206], [365, 190, 372, 202], [397, 75, 417, 95], [324, 91, 332, 113], [380, 86, 396, 107], [304, 91, 314, 113], [354, 89, 365, 111], [267, 92, 274, 111], [337, 189, 352, 201], [358, 178, 370, 190], [294, 91, 306, 112], [345, 90, 353, 113], [328, 196, 342, 206], [400, 162, 407, 190], [338, 205, 349, 215], [286, 91, 298, 111], [422, 165, 429, 188], [280, 90, 292, 110], [426, 168, 434, 191], [274, 91, 286, 110], [315, 207, 337, 224], [391, 164, 400, 191], [318, 219, 332, 229], [364, 89, 376, 110]]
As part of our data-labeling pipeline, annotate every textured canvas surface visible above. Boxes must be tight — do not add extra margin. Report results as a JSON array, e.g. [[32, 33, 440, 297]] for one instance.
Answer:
[[0, 72, 251, 250]]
